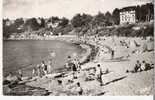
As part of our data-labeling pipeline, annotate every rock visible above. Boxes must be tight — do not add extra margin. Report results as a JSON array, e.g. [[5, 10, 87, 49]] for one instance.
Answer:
[[3, 85, 12, 95], [3, 80, 11, 85]]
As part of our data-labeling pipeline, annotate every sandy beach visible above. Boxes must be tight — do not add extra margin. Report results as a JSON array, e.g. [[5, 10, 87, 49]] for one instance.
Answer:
[[6, 36, 153, 96]]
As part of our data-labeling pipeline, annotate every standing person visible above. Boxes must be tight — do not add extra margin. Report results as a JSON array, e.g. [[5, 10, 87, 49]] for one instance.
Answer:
[[71, 63, 77, 79], [47, 60, 52, 74], [40, 61, 47, 76], [95, 64, 103, 86], [65, 62, 70, 71], [18, 69, 23, 78], [32, 67, 37, 77], [76, 82, 83, 95], [73, 58, 81, 71], [48, 51, 56, 73], [111, 50, 114, 59], [40, 61, 45, 76], [66, 56, 73, 70], [44, 64, 48, 75], [111, 44, 117, 60], [36, 64, 41, 77]]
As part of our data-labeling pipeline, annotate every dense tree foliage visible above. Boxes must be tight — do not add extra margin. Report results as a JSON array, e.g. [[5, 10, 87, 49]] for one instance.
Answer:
[[24, 18, 41, 31], [105, 11, 113, 26], [51, 16, 60, 23], [3, 2, 154, 38], [58, 17, 69, 28], [71, 13, 92, 28], [39, 18, 46, 28], [93, 12, 106, 26], [112, 8, 120, 25]]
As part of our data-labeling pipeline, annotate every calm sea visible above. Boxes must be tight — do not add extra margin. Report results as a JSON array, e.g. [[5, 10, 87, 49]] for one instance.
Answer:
[[3, 40, 84, 77]]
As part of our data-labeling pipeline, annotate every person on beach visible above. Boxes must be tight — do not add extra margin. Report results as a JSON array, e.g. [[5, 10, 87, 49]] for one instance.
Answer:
[[134, 60, 142, 72], [36, 64, 42, 77], [141, 60, 152, 71], [44, 64, 48, 75], [47, 60, 52, 74], [48, 51, 56, 73], [32, 67, 37, 77], [66, 56, 73, 71], [95, 64, 103, 86], [65, 63, 70, 71], [57, 80, 62, 85], [144, 62, 152, 71], [71, 63, 77, 79], [76, 82, 83, 95], [141, 61, 146, 71], [73, 58, 81, 71], [17, 69, 23, 79], [50, 51, 56, 58], [67, 56, 72, 63], [40, 61, 47, 76], [111, 50, 115, 59]]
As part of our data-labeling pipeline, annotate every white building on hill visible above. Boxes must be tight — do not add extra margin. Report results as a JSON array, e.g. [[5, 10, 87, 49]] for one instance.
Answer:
[[120, 6, 136, 24]]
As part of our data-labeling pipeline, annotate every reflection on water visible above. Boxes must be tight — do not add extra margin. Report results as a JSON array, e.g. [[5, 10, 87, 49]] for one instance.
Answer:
[[3, 40, 84, 77]]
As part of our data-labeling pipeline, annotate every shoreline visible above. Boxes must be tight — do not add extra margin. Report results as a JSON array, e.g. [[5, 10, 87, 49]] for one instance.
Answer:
[[3, 36, 99, 96], [3, 36, 153, 96]]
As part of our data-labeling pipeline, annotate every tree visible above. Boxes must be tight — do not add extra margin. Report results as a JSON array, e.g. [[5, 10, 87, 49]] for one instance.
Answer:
[[105, 11, 113, 26], [40, 18, 45, 28], [81, 13, 93, 26], [3, 19, 12, 38], [136, 5, 142, 22], [93, 12, 106, 26], [59, 17, 69, 28], [71, 14, 83, 28], [112, 8, 120, 25], [51, 16, 60, 24], [24, 18, 40, 31], [140, 4, 148, 21], [135, 3, 154, 22], [71, 13, 92, 28], [146, 3, 154, 21], [14, 18, 24, 28]]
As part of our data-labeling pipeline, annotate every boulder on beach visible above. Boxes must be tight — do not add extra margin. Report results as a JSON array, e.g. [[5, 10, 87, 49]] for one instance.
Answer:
[[6, 76, 19, 82], [3, 85, 12, 94]]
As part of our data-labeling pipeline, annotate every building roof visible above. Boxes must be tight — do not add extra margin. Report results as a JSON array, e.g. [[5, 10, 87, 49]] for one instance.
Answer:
[[120, 6, 136, 12]]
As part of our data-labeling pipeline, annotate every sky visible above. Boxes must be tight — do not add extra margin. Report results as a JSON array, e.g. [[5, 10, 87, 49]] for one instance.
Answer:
[[3, 0, 153, 19]]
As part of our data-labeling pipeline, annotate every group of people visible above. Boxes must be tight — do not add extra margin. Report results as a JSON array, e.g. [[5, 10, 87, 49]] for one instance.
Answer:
[[84, 64, 105, 86], [32, 61, 51, 78], [65, 56, 81, 74], [133, 60, 153, 73], [126, 60, 153, 73]]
